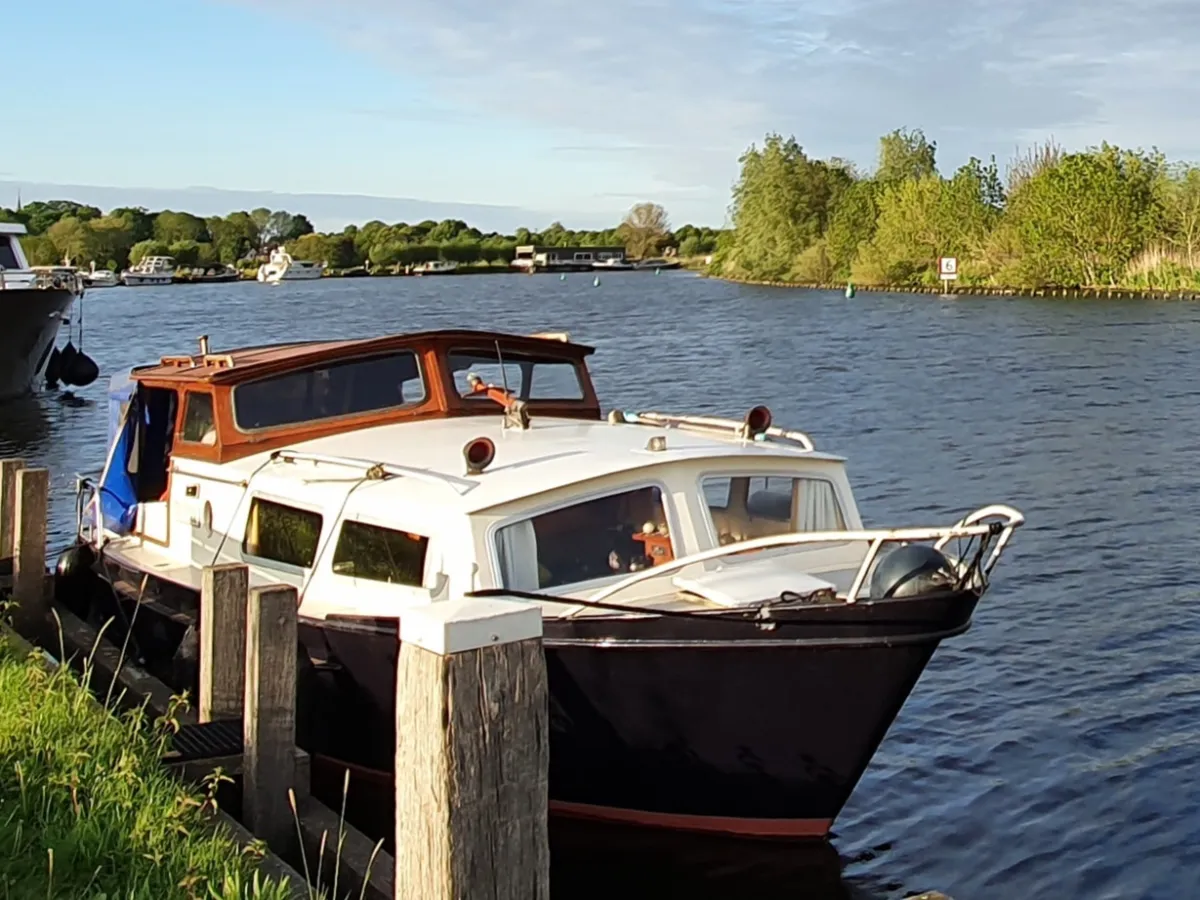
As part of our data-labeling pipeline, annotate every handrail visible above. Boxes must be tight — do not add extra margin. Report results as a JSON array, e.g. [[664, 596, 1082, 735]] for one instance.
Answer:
[[268, 450, 477, 493], [564, 504, 1025, 613], [623, 410, 816, 451]]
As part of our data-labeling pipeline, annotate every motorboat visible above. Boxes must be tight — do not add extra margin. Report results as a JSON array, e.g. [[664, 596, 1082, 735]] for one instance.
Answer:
[[62, 328, 1025, 845], [82, 263, 120, 288], [411, 260, 458, 275], [256, 248, 324, 283], [0, 224, 90, 396], [121, 256, 176, 286]]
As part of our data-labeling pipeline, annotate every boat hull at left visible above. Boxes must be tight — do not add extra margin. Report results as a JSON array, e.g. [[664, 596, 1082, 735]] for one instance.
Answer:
[[0, 287, 75, 398]]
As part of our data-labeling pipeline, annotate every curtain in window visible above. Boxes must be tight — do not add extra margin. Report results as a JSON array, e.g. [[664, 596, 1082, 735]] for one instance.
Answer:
[[496, 520, 539, 590], [798, 480, 844, 532]]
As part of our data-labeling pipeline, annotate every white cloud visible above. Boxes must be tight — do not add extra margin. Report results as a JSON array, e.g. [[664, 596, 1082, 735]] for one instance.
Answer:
[[238, 0, 1200, 219]]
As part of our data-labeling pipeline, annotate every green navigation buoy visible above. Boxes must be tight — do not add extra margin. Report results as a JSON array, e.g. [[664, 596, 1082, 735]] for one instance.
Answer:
[[593, 275, 601, 287], [655, 267, 661, 275], [560, 273, 566, 281], [845, 282, 856, 299]]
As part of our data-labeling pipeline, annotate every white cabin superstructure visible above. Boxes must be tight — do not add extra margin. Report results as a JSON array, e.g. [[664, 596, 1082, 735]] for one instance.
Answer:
[[122, 256, 176, 286]]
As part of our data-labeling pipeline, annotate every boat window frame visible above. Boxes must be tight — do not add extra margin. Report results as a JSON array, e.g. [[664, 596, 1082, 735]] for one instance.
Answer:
[[178, 389, 217, 445], [328, 513, 433, 590], [693, 466, 853, 550], [485, 476, 682, 594], [445, 345, 588, 403], [240, 493, 327, 574], [228, 348, 430, 435]]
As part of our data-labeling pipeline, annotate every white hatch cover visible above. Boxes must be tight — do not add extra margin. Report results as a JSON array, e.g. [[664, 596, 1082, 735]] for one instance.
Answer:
[[672, 557, 837, 608]]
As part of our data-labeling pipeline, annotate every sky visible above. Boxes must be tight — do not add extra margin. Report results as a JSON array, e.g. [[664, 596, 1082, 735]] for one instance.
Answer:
[[6, 0, 1200, 232]]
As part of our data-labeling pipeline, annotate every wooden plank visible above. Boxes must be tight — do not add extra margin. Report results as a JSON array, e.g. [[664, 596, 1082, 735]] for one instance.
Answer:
[[47, 598, 199, 725], [166, 746, 310, 801], [0, 458, 24, 561], [199, 563, 249, 722], [11, 467, 48, 640], [394, 600, 548, 900], [295, 796, 394, 900], [243, 584, 298, 856]]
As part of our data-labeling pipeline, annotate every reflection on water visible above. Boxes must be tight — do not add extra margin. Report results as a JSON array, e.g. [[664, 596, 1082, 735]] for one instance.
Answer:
[[19, 275, 1200, 897]]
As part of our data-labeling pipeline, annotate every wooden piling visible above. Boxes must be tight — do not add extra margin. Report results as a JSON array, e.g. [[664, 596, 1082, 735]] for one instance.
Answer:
[[199, 563, 250, 722], [394, 598, 549, 900], [11, 467, 48, 638], [0, 458, 25, 563], [243, 584, 298, 856]]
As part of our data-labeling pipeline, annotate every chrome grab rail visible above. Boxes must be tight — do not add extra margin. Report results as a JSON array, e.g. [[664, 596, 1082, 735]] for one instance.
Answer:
[[559, 504, 1025, 615], [622, 410, 816, 451]]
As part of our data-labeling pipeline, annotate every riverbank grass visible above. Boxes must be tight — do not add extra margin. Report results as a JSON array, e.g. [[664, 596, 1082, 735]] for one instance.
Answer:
[[0, 626, 296, 899]]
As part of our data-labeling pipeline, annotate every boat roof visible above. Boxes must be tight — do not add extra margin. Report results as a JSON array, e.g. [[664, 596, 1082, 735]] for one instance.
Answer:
[[0, 223, 27, 236], [131, 329, 595, 386], [185, 414, 844, 516]]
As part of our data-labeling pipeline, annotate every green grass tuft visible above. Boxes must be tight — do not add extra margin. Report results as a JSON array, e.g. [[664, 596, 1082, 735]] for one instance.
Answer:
[[0, 633, 297, 900]]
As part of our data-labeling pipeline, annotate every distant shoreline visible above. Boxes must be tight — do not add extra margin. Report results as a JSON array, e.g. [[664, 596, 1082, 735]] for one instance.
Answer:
[[707, 276, 1200, 301]]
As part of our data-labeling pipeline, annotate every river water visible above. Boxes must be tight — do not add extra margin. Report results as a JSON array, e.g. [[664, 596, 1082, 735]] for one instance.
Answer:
[[6, 273, 1200, 899]]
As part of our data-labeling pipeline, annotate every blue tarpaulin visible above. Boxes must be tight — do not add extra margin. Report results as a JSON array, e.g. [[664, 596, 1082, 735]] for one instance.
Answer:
[[96, 372, 138, 535]]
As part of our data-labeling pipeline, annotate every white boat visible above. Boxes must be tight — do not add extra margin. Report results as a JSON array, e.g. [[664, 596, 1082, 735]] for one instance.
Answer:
[[121, 256, 176, 286], [592, 257, 634, 271], [82, 263, 120, 289], [256, 248, 325, 283], [0, 223, 91, 396], [65, 327, 1026, 845], [411, 260, 458, 276]]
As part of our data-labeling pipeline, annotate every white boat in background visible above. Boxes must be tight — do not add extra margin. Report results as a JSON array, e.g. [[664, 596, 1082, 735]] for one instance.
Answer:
[[0, 223, 91, 396], [122, 256, 176, 286], [257, 247, 324, 283], [592, 257, 634, 271], [83, 263, 120, 289], [411, 260, 458, 276]]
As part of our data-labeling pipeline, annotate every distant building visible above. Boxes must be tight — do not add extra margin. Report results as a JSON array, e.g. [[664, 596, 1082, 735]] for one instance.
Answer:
[[511, 245, 626, 272]]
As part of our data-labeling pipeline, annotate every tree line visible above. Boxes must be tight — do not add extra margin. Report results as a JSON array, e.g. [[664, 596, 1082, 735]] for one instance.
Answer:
[[713, 128, 1200, 290], [0, 199, 723, 272]]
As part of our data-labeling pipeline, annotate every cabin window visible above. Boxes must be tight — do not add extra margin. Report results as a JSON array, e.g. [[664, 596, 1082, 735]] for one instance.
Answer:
[[180, 392, 216, 444], [700, 475, 845, 544], [0, 239, 20, 270], [495, 485, 672, 591], [243, 498, 323, 568], [331, 520, 428, 586], [231, 350, 426, 431], [448, 348, 585, 402]]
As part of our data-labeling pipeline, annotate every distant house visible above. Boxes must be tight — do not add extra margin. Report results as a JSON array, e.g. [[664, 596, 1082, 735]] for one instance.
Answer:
[[511, 245, 626, 272]]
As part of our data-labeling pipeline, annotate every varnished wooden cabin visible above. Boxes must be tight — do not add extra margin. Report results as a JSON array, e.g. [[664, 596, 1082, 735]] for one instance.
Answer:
[[124, 329, 601, 472]]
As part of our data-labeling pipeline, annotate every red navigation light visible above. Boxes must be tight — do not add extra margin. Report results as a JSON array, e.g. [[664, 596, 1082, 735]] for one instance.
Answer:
[[464, 437, 496, 475], [744, 405, 772, 437]]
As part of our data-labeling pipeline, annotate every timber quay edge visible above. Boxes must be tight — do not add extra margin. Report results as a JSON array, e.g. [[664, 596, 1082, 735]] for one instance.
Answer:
[[705, 275, 1200, 300], [0, 457, 551, 900]]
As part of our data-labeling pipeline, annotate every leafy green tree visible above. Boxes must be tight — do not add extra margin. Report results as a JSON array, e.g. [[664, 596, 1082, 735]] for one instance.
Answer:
[[109, 207, 155, 243], [1005, 144, 1164, 285], [154, 211, 210, 244], [876, 128, 938, 187], [722, 134, 847, 279], [46, 217, 98, 266], [825, 181, 878, 277], [88, 215, 138, 269], [1160, 164, 1200, 265], [129, 239, 171, 265], [23, 201, 101, 235], [617, 202, 671, 259], [19, 235, 58, 266]]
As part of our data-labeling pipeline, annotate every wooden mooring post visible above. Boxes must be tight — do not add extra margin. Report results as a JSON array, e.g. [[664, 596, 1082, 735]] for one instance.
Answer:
[[9, 465, 48, 640], [199, 563, 249, 722], [395, 598, 550, 900], [0, 457, 25, 564], [243, 584, 299, 857]]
